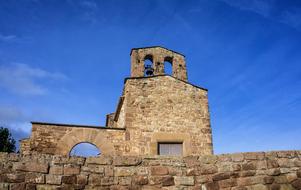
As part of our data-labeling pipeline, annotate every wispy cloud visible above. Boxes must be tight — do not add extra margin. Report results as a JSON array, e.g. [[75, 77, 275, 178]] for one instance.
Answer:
[[221, 0, 275, 17], [0, 63, 68, 96], [220, 0, 301, 31], [0, 34, 17, 42]]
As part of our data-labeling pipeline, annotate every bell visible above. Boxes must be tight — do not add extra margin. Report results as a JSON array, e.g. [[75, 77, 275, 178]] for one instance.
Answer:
[[145, 65, 154, 76]]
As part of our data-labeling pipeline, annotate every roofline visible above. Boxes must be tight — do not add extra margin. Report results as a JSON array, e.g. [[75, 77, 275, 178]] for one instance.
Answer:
[[124, 75, 208, 91], [31, 121, 126, 131], [130, 46, 185, 57]]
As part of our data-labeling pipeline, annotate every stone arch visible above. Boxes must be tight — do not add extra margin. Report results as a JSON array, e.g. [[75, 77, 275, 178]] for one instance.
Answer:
[[55, 128, 115, 156], [164, 56, 173, 75], [144, 54, 154, 76]]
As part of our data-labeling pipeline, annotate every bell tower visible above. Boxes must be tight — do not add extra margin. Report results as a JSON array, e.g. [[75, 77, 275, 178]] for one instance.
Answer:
[[130, 46, 188, 81]]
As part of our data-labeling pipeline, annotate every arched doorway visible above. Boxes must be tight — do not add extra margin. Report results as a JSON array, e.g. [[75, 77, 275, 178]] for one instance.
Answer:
[[69, 142, 101, 157]]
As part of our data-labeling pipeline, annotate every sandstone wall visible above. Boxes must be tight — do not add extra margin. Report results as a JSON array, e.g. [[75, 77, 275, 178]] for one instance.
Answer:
[[20, 123, 125, 156], [1, 151, 301, 189], [121, 76, 213, 156]]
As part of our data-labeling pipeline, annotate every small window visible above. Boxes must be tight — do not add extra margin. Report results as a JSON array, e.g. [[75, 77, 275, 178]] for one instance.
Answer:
[[158, 142, 183, 156]]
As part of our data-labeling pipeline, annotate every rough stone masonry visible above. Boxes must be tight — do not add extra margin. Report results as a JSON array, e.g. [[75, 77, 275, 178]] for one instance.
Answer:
[[19, 46, 213, 156], [3, 47, 300, 189], [1, 151, 301, 189]]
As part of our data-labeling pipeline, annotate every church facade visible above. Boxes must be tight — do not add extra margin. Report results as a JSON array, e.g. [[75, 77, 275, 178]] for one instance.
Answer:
[[20, 46, 213, 156]]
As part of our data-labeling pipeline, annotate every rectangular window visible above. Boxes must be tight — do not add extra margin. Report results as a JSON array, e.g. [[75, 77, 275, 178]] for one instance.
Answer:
[[158, 142, 183, 156]]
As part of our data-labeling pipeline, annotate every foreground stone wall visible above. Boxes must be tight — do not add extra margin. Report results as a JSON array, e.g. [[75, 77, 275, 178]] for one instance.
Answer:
[[1, 151, 301, 190]]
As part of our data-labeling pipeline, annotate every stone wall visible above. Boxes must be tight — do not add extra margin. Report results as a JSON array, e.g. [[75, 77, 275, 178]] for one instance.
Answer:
[[130, 46, 188, 81], [120, 76, 213, 156], [20, 123, 125, 156], [1, 151, 301, 189]]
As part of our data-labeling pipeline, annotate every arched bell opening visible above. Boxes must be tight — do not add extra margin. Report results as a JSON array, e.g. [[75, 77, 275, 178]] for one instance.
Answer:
[[144, 54, 154, 76], [164, 56, 173, 76]]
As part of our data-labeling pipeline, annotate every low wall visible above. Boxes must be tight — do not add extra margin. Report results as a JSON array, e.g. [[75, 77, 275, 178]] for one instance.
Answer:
[[1, 151, 301, 189]]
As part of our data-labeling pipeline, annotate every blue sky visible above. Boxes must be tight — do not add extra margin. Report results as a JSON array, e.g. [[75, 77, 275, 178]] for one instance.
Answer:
[[0, 0, 300, 155]]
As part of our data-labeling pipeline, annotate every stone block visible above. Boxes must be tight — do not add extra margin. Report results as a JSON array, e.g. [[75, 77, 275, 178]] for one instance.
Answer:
[[118, 177, 132, 185], [5, 173, 25, 183], [202, 182, 219, 190], [231, 153, 244, 162], [212, 172, 231, 181], [36, 184, 60, 190], [46, 175, 61, 185], [150, 166, 169, 176], [174, 176, 194, 186], [13, 162, 49, 173], [161, 176, 174, 186], [25, 173, 45, 184], [86, 156, 112, 165], [241, 162, 256, 170], [61, 175, 76, 184], [113, 156, 142, 166], [248, 184, 268, 190], [77, 175, 88, 185], [49, 165, 63, 175], [218, 178, 237, 188], [133, 175, 148, 185], [291, 179, 301, 189], [0, 183, 9, 190], [200, 164, 218, 174], [10, 183, 26, 190], [82, 165, 104, 174], [63, 164, 80, 175], [115, 167, 135, 177]]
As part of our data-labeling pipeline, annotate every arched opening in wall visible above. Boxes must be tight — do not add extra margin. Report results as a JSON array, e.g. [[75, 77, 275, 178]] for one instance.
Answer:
[[69, 142, 101, 157], [144, 54, 154, 76], [164, 57, 173, 76]]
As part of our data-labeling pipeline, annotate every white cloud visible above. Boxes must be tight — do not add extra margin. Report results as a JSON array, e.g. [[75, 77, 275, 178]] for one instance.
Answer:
[[220, 0, 301, 31], [0, 63, 68, 96], [0, 34, 17, 42]]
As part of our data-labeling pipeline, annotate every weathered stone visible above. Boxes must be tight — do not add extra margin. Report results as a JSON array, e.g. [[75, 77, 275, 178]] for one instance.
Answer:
[[115, 167, 135, 177], [114, 156, 142, 166], [248, 184, 268, 190], [49, 165, 63, 175], [241, 162, 256, 170], [25, 173, 45, 184], [13, 162, 49, 173], [118, 177, 132, 185], [265, 168, 281, 176], [218, 178, 237, 188], [212, 172, 231, 181], [86, 156, 112, 165], [200, 164, 218, 174], [36, 184, 60, 190], [150, 166, 169, 176], [202, 182, 219, 190], [76, 175, 88, 185], [133, 175, 148, 185], [162, 176, 174, 186], [61, 175, 76, 184], [10, 183, 26, 190], [174, 176, 194, 186], [267, 160, 279, 169], [46, 175, 61, 185], [0, 183, 9, 190], [291, 179, 301, 189], [231, 153, 244, 162], [82, 164, 104, 174], [5, 173, 25, 183], [63, 164, 80, 175]]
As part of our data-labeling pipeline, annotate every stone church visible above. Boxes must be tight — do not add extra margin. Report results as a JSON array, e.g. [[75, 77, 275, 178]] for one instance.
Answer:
[[20, 46, 213, 157]]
